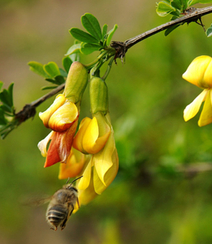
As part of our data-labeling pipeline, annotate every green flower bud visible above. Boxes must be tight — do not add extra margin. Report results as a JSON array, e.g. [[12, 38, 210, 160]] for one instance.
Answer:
[[64, 61, 88, 103], [90, 77, 109, 115]]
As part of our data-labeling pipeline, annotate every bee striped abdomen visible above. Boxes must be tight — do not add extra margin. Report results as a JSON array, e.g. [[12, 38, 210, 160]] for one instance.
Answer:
[[46, 205, 68, 230]]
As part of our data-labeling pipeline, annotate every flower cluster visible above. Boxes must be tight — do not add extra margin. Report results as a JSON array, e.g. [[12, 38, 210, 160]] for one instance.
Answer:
[[38, 62, 119, 206], [183, 55, 212, 127]]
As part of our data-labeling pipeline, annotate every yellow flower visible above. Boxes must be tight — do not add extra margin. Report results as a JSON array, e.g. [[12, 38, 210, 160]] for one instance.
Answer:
[[183, 55, 212, 126], [39, 94, 79, 132], [38, 61, 88, 167], [74, 112, 119, 206], [73, 113, 111, 154]]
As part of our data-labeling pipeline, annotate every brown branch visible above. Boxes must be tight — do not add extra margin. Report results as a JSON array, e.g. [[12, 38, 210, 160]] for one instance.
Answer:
[[15, 83, 65, 122], [111, 6, 212, 59]]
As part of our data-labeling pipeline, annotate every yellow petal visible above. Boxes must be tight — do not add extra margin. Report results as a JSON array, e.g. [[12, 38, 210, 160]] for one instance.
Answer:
[[198, 90, 212, 126], [182, 56, 212, 88], [72, 117, 91, 153], [76, 176, 98, 207], [204, 59, 212, 87], [58, 148, 86, 179], [183, 90, 207, 122], [93, 131, 116, 186], [77, 158, 92, 191], [37, 131, 53, 157], [48, 101, 79, 132], [83, 116, 111, 154], [93, 145, 119, 195], [39, 94, 66, 127]]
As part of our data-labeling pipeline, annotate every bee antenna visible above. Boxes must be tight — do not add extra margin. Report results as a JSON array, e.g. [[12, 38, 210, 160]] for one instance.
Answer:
[[65, 177, 71, 184], [71, 176, 83, 185]]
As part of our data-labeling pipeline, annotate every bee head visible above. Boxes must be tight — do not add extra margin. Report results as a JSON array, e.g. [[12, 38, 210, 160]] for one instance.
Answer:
[[64, 176, 83, 191]]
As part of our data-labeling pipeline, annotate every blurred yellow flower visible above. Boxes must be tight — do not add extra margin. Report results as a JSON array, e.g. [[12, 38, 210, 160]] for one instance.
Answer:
[[183, 55, 212, 126]]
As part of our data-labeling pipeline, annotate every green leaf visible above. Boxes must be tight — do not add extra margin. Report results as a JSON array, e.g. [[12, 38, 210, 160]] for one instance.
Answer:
[[43, 62, 60, 78], [41, 86, 59, 90], [156, 1, 176, 17], [65, 43, 81, 56], [46, 75, 65, 85], [62, 56, 73, 73], [81, 43, 101, 55], [206, 24, 212, 37], [0, 82, 3, 91], [0, 110, 7, 125], [81, 13, 102, 41], [102, 24, 108, 39], [171, 0, 182, 10], [165, 24, 181, 36], [106, 24, 118, 46], [0, 83, 14, 109], [59, 68, 68, 78], [28, 61, 50, 78], [70, 28, 99, 43]]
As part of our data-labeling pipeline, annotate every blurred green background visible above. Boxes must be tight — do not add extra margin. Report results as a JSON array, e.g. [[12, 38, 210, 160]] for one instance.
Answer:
[[1, 0, 212, 243]]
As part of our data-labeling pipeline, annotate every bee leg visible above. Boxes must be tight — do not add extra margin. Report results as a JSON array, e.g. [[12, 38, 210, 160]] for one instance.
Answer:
[[60, 217, 68, 230], [77, 198, 80, 209], [69, 207, 74, 217]]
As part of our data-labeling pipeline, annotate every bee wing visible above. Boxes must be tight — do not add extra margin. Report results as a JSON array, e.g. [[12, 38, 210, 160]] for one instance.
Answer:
[[20, 195, 52, 207]]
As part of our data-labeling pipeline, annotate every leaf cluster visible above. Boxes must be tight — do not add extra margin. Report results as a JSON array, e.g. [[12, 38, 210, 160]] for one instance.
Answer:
[[157, 0, 212, 18], [156, 0, 212, 35], [67, 13, 117, 56], [28, 57, 73, 90]]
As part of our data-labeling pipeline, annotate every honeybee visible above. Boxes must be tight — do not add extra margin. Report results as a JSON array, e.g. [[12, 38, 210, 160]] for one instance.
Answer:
[[45, 176, 82, 231]]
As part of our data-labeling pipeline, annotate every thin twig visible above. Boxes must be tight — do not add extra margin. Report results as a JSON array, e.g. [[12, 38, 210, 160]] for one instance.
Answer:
[[15, 83, 65, 122], [111, 6, 212, 58]]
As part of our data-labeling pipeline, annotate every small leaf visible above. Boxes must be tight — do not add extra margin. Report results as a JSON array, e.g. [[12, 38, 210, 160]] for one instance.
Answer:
[[81, 13, 102, 41], [62, 56, 73, 73], [70, 28, 99, 43], [102, 24, 108, 39], [106, 24, 118, 46], [54, 75, 65, 85], [7, 83, 14, 108], [0, 110, 7, 125], [46, 75, 65, 85], [206, 24, 212, 37], [0, 84, 14, 109], [0, 82, 3, 91], [28, 61, 50, 78], [43, 62, 60, 78], [59, 68, 67, 78], [41, 86, 59, 90], [81, 43, 101, 55], [156, 1, 176, 17], [165, 24, 181, 36], [65, 44, 81, 56]]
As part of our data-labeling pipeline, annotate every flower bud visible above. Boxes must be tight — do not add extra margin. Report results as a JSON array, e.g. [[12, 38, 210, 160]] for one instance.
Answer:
[[64, 61, 88, 103], [89, 77, 108, 115]]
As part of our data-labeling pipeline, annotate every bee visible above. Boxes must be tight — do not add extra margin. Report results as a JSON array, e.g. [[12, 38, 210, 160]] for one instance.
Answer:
[[46, 176, 82, 231]]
